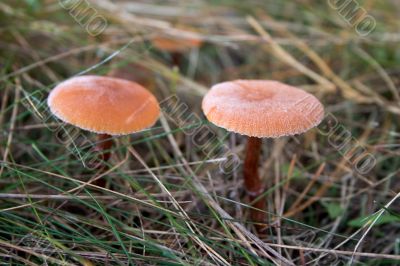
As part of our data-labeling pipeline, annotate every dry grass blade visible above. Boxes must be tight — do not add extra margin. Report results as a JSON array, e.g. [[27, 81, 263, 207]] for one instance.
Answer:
[[0, 77, 20, 177], [247, 16, 335, 93]]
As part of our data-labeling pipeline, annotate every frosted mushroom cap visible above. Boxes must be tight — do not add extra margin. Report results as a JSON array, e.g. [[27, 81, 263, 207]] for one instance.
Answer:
[[47, 75, 160, 135], [202, 80, 324, 138]]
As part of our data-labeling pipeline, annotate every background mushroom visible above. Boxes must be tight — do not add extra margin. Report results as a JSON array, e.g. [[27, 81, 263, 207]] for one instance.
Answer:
[[151, 36, 202, 53], [151, 34, 203, 68], [47, 75, 160, 184], [202, 80, 324, 231]]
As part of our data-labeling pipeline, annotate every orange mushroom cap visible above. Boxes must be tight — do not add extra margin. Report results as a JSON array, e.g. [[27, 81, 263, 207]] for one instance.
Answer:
[[151, 36, 202, 52], [47, 75, 160, 135], [202, 80, 324, 138]]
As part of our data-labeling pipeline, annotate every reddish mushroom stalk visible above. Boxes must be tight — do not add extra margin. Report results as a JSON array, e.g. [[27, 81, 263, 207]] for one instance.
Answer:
[[88, 134, 113, 187], [243, 136, 266, 229], [171, 52, 182, 67], [91, 133, 113, 187], [96, 133, 113, 164]]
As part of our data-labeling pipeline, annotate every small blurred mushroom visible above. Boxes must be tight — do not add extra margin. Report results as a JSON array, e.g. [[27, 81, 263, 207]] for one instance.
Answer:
[[151, 34, 202, 67], [152, 36, 202, 52], [202, 80, 324, 232], [47, 75, 160, 185]]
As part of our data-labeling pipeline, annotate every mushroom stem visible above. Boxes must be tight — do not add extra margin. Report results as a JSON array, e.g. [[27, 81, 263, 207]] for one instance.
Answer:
[[97, 134, 113, 163], [171, 52, 182, 67], [92, 133, 113, 187], [243, 136, 266, 231]]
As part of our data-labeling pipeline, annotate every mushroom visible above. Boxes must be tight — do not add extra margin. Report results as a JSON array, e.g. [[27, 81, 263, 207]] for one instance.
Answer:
[[151, 34, 202, 67], [202, 80, 324, 231], [47, 75, 160, 183], [151, 36, 202, 53]]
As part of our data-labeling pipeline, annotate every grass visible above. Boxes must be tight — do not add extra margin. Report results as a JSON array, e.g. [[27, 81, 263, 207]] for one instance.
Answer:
[[0, 0, 400, 265]]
